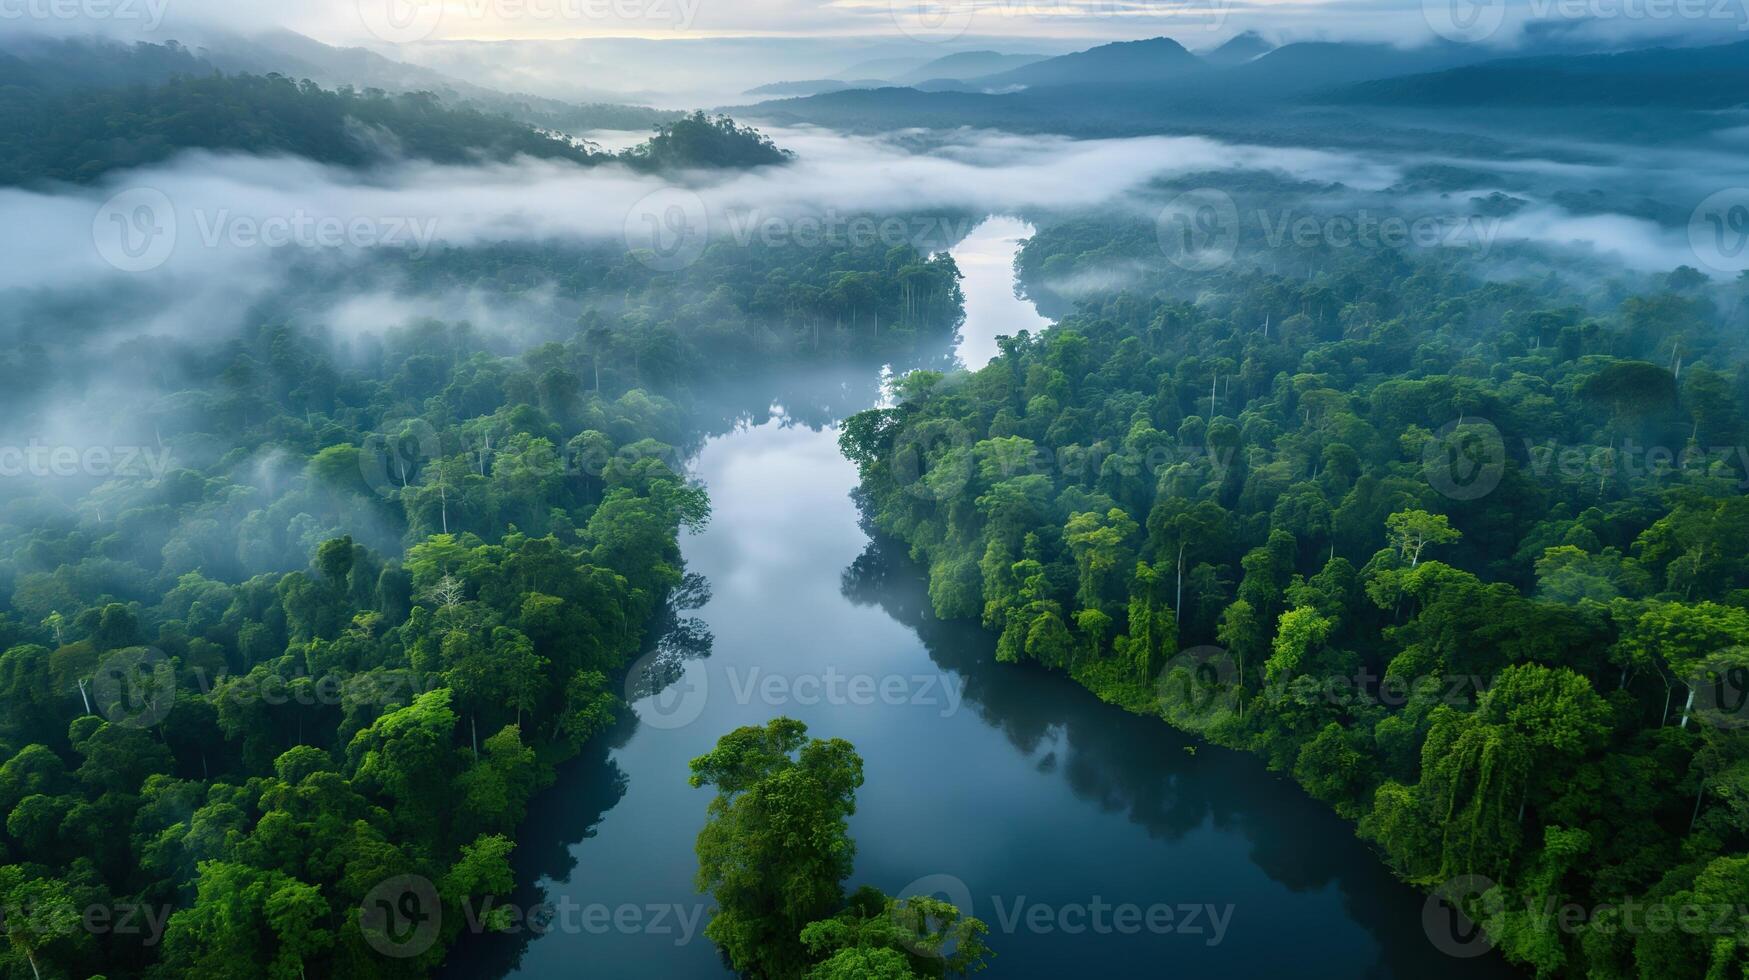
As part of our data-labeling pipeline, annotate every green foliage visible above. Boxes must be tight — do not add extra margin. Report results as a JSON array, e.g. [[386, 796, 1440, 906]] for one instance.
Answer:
[[689, 718, 865, 979], [0, 72, 605, 186], [620, 111, 793, 171], [843, 214, 1749, 978]]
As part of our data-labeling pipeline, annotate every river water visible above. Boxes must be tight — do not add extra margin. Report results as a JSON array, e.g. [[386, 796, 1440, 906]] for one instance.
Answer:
[[442, 217, 1514, 979]]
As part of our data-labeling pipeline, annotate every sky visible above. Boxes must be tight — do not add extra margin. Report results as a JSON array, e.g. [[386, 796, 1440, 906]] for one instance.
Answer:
[[20, 0, 1748, 50]]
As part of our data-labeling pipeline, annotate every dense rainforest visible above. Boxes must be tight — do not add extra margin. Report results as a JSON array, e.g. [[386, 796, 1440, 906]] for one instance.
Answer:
[[843, 203, 1749, 979], [0, 93, 965, 973]]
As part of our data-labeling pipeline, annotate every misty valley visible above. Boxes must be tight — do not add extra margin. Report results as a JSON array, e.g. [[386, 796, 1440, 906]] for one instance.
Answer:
[[1, 9, 1748, 980]]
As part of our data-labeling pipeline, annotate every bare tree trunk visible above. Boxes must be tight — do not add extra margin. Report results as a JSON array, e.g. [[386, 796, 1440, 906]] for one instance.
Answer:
[[1175, 542, 1185, 617]]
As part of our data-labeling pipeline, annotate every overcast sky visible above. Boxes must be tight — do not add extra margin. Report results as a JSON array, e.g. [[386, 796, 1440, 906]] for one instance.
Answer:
[[20, 0, 1745, 49]]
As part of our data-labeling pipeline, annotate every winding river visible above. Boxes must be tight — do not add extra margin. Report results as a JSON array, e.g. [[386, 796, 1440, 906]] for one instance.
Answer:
[[442, 217, 1515, 979]]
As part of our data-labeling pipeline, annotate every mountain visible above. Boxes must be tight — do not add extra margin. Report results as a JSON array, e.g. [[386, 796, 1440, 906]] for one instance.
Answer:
[[894, 50, 1047, 84], [744, 79, 882, 97], [971, 37, 1205, 89], [1201, 31, 1274, 67], [1218, 40, 1490, 94], [1324, 40, 1749, 107], [831, 56, 931, 80]]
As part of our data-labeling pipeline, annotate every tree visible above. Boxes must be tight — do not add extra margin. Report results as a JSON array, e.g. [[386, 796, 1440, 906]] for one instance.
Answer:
[[800, 887, 992, 979], [1385, 510, 1461, 568], [1616, 601, 1749, 728], [0, 866, 80, 980], [1265, 606, 1335, 685], [690, 719, 864, 979]]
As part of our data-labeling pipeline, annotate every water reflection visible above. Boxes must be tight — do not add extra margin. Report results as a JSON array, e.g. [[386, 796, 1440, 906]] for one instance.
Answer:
[[840, 535, 1516, 980], [440, 217, 1520, 980]]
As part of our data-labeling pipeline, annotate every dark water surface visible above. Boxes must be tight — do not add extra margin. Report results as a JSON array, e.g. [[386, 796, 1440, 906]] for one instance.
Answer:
[[441, 218, 1515, 979]]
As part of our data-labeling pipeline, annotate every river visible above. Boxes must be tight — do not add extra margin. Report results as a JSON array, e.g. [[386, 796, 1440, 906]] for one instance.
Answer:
[[441, 216, 1514, 979]]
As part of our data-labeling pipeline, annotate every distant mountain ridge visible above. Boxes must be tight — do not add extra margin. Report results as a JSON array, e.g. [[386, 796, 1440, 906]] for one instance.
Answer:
[[1323, 40, 1749, 107], [974, 37, 1205, 88], [1201, 31, 1275, 67]]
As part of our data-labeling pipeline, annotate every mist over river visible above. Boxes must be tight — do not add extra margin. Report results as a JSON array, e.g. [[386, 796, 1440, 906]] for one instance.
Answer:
[[440, 217, 1515, 980]]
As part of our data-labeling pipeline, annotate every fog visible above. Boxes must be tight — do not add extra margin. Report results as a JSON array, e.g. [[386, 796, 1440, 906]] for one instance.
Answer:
[[0, 113, 1734, 511]]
